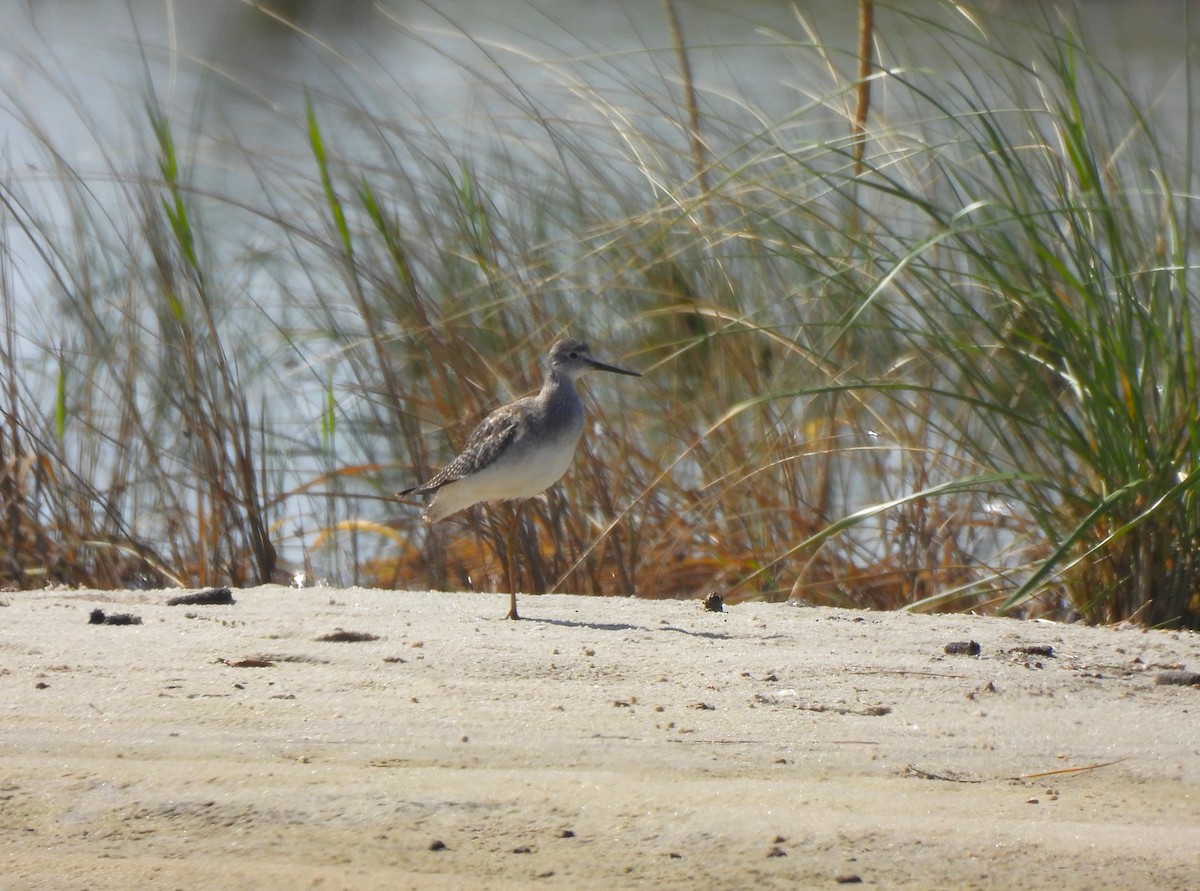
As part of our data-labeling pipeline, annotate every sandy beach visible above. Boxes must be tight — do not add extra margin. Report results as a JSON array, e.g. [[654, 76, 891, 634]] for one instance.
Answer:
[[1, 586, 1197, 889]]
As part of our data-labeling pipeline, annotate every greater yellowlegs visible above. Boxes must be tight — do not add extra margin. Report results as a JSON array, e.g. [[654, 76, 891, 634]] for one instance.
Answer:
[[398, 339, 642, 618]]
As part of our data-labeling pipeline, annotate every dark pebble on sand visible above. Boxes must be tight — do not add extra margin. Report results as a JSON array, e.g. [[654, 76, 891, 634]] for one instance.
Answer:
[[1012, 644, 1054, 657], [1155, 670, 1200, 687], [88, 609, 142, 626], [315, 630, 381, 643], [944, 640, 981, 656], [167, 587, 234, 606]]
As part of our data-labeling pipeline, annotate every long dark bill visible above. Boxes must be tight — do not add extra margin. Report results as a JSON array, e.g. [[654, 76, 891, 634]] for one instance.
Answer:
[[588, 359, 642, 377]]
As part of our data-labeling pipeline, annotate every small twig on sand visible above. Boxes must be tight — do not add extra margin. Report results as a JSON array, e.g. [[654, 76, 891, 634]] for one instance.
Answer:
[[1012, 757, 1128, 781], [907, 757, 1127, 784], [905, 765, 982, 783]]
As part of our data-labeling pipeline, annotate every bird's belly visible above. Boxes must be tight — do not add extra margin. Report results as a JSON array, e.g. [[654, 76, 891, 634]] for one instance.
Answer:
[[468, 436, 578, 501], [423, 416, 584, 522]]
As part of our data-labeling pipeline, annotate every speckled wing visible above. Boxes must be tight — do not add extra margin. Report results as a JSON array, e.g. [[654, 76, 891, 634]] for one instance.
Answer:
[[399, 404, 523, 496]]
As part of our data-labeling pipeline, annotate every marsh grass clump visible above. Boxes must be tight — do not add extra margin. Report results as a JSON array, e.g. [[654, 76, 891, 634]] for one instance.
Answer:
[[1, 3, 1197, 627], [835, 29, 1200, 628]]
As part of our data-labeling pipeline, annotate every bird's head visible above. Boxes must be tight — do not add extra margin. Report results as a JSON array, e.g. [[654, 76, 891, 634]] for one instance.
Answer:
[[548, 339, 642, 380]]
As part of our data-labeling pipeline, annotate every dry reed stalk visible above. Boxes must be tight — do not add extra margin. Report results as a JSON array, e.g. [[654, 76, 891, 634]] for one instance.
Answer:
[[663, 0, 714, 228], [853, 0, 875, 177]]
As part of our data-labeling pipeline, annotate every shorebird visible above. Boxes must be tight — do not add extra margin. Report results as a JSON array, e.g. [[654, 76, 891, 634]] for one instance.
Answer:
[[398, 339, 642, 619]]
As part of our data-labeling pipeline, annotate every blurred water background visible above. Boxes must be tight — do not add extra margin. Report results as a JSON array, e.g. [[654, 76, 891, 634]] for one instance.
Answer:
[[2, 1, 1198, 614]]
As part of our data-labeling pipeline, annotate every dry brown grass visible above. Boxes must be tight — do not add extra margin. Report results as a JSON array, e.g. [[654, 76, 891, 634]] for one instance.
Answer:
[[2, 4, 1197, 627]]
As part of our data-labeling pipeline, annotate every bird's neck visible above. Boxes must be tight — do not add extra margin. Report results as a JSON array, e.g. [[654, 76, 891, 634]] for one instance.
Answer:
[[540, 369, 577, 400]]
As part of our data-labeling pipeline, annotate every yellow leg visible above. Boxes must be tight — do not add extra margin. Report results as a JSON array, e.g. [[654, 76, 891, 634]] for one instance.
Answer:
[[505, 503, 522, 620]]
